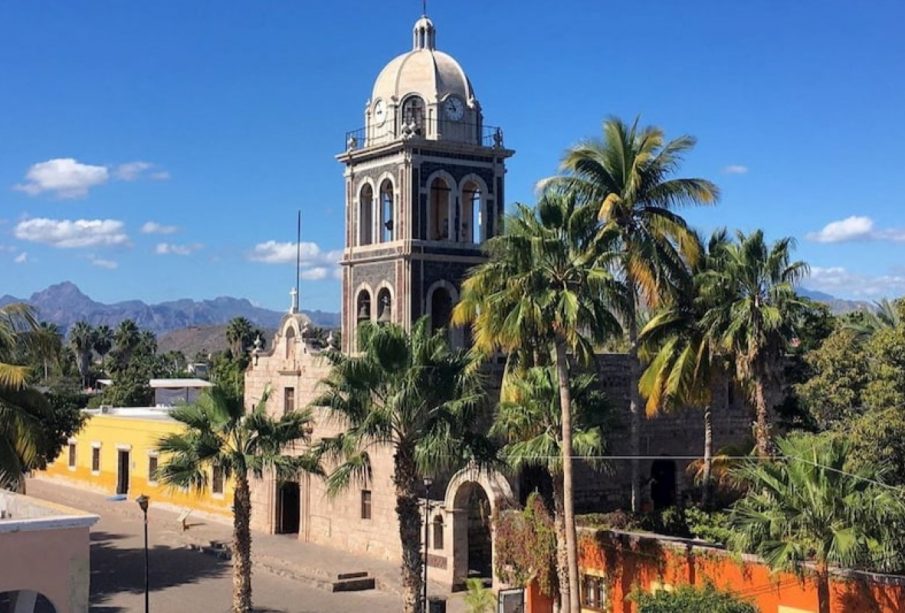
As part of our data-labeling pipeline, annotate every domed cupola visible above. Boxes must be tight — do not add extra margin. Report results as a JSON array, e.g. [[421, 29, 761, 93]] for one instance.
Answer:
[[361, 15, 482, 146]]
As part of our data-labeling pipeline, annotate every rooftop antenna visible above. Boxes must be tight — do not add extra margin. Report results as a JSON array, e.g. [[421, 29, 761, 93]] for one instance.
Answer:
[[290, 210, 300, 314], [422, 0, 427, 16]]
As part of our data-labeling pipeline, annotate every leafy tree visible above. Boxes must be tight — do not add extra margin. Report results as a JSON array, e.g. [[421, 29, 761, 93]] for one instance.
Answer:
[[862, 321, 905, 410], [639, 230, 730, 508], [313, 319, 489, 613], [36, 384, 88, 469], [843, 406, 905, 487], [700, 230, 808, 456], [454, 190, 624, 612], [157, 384, 318, 613], [493, 492, 559, 601], [210, 351, 246, 396], [493, 367, 609, 603], [727, 435, 905, 613], [68, 321, 95, 387], [547, 116, 720, 513], [795, 328, 870, 429], [632, 581, 758, 613]]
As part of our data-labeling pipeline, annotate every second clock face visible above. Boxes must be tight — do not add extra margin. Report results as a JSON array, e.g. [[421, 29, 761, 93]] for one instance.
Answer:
[[373, 99, 386, 126], [444, 96, 464, 121]]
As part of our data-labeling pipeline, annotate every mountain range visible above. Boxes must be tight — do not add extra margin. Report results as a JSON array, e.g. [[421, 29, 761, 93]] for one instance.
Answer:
[[0, 282, 340, 335]]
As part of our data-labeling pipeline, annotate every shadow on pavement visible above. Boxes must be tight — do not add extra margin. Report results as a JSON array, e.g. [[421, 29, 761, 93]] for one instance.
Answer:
[[90, 531, 228, 605]]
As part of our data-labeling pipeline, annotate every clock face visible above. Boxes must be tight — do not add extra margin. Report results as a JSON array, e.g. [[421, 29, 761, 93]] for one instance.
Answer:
[[444, 96, 464, 121], [373, 99, 386, 126]]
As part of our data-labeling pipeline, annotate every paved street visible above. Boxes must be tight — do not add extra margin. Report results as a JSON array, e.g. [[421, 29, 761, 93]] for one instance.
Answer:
[[28, 479, 464, 613]]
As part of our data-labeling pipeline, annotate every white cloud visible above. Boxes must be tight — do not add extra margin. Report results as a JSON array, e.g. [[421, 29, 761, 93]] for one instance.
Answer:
[[141, 221, 179, 235], [807, 266, 905, 298], [300, 267, 328, 281], [806, 215, 905, 243], [89, 256, 118, 269], [13, 158, 169, 199], [114, 161, 169, 182], [247, 240, 341, 280], [14, 158, 109, 198], [155, 242, 202, 256], [14, 218, 129, 248], [722, 165, 749, 175], [14, 252, 27, 264]]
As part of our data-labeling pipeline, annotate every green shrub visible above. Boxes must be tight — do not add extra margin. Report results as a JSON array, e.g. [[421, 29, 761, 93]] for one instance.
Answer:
[[632, 582, 759, 613], [684, 507, 732, 545]]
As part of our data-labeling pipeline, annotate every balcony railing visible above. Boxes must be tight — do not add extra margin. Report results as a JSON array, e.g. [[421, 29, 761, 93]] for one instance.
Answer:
[[343, 118, 504, 152]]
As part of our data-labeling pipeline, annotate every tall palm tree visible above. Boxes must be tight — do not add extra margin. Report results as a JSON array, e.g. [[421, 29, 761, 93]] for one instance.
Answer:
[[157, 384, 318, 613], [639, 230, 730, 508], [547, 116, 720, 512], [68, 321, 95, 387], [0, 304, 50, 491], [312, 319, 488, 613], [226, 317, 254, 357], [842, 298, 903, 338], [700, 230, 808, 457], [453, 190, 624, 612], [93, 324, 114, 358], [493, 367, 610, 608], [26, 322, 64, 382], [728, 435, 905, 613]]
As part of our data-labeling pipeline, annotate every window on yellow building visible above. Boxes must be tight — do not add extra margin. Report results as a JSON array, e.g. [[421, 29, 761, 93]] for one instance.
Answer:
[[361, 490, 372, 519], [91, 447, 101, 473], [212, 466, 224, 495], [68, 443, 77, 469], [148, 455, 159, 484], [581, 575, 607, 611]]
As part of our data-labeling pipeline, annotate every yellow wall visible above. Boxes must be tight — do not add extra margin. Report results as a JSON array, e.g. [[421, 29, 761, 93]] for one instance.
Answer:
[[42, 413, 233, 518]]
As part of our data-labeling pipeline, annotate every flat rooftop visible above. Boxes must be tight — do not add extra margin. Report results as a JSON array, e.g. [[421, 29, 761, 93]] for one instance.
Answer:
[[0, 490, 98, 533]]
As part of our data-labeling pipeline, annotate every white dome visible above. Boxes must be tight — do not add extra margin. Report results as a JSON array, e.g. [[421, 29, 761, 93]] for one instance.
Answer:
[[370, 17, 476, 106]]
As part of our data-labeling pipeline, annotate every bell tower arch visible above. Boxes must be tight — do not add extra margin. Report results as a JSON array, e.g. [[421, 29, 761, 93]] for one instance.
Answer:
[[337, 15, 514, 352]]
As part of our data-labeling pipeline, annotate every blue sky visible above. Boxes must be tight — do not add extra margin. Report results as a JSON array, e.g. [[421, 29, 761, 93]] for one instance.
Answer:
[[3, 0, 904, 311]]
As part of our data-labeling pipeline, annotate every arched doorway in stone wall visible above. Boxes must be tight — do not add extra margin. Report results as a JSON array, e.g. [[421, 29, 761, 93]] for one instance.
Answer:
[[442, 467, 515, 589]]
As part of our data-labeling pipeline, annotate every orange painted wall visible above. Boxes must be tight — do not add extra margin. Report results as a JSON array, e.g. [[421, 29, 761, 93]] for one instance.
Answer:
[[569, 529, 905, 613], [41, 413, 233, 518]]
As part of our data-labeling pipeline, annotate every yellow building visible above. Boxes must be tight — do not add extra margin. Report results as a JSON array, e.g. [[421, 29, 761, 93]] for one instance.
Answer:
[[41, 408, 233, 519]]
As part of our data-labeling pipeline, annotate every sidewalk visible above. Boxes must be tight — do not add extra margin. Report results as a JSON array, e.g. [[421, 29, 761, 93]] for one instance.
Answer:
[[28, 477, 463, 608]]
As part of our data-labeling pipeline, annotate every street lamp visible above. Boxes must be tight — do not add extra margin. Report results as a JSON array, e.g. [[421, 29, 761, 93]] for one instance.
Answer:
[[136, 494, 150, 613], [422, 477, 433, 613]]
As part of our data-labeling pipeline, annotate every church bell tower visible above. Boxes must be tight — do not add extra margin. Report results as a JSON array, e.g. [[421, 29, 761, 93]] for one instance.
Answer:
[[337, 15, 514, 352]]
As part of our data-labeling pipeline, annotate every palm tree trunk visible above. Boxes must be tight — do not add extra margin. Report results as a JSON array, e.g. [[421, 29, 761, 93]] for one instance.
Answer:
[[626, 287, 642, 513], [551, 474, 570, 612], [701, 404, 713, 510], [816, 564, 831, 613], [232, 473, 253, 613], [394, 450, 423, 613], [553, 339, 580, 613], [753, 377, 774, 458]]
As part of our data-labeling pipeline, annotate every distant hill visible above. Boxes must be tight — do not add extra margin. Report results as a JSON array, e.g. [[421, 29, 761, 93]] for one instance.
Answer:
[[798, 287, 874, 314], [0, 282, 340, 335], [157, 324, 277, 358]]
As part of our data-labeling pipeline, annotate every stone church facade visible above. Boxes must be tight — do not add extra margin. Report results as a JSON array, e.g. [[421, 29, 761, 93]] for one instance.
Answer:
[[245, 15, 751, 591]]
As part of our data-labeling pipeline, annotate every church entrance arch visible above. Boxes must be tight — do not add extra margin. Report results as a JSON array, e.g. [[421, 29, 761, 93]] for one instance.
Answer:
[[443, 467, 514, 589]]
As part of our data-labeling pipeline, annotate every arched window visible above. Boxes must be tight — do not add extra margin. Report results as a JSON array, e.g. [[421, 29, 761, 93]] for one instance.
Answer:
[[432, 515, 444, 550], [461, 180, 483, 243], [430, 286, 453, 334], [402, 95, 424, 134], [429, 177, 452, 241], [284, 326, 295, 360], [379, 180, 394, 243], [356, 290, 372, 323], [358, 184, 374, 246], [377, 287, 392, 324]]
